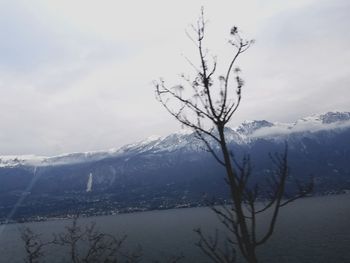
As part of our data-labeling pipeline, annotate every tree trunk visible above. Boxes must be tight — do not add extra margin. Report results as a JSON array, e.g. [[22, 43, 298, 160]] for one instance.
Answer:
[[217, 125, 258, 263]]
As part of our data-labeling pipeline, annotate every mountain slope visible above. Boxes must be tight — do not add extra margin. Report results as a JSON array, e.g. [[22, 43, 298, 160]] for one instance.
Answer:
[[0, 111, 349, 221]]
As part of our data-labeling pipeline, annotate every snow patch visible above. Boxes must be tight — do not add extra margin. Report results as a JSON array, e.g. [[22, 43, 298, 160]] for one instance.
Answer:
[[86, 173, 93, 192]]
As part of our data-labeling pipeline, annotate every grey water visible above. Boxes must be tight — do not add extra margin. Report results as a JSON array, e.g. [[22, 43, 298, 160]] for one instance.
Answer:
[[0, 194, 349, 263]]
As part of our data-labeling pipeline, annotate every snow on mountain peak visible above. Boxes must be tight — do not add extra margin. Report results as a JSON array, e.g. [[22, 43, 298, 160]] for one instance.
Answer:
[[248, 111, 350, 138], [319, 111, 350, 124], [293, 112, 350, 125], [0, 111, 349, 168], [0, 155, 45, 167], [289, 112, 350, 132], [234, 120, 274, 136]]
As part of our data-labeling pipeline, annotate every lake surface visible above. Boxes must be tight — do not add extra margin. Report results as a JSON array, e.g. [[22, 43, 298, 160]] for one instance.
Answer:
[[0, 194, 349, 262]]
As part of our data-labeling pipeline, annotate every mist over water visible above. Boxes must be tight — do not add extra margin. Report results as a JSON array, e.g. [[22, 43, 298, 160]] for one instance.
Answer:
[[0, 194, 349, 263]]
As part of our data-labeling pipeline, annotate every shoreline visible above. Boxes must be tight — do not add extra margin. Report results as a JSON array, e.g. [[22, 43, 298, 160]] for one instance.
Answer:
[[1, 190, 348, 226]]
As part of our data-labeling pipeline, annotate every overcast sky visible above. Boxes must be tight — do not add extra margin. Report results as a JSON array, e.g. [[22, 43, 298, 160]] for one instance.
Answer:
[[0, 0, 349, 156]]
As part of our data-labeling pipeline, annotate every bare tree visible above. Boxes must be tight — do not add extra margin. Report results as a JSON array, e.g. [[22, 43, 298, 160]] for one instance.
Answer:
[[20, 216, 142, 263], [53, 216, 142, 263], [20, 227, 51, 263], [155, 8, 313, 263], [194, 228, 236, 263]]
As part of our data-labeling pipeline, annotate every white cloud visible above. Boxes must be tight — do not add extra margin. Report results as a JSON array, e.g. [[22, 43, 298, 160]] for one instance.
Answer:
[[251, 120, 350, 138]]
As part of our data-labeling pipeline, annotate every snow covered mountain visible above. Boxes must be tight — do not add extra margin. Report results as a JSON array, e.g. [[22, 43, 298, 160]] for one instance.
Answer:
[[1, 111, 349, 168], [0, 111, 349, 221]]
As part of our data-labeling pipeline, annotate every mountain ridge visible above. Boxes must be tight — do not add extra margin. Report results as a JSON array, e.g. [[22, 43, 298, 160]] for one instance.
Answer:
[[0, 111, 349, 221], [1, 111, 349, 168]]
